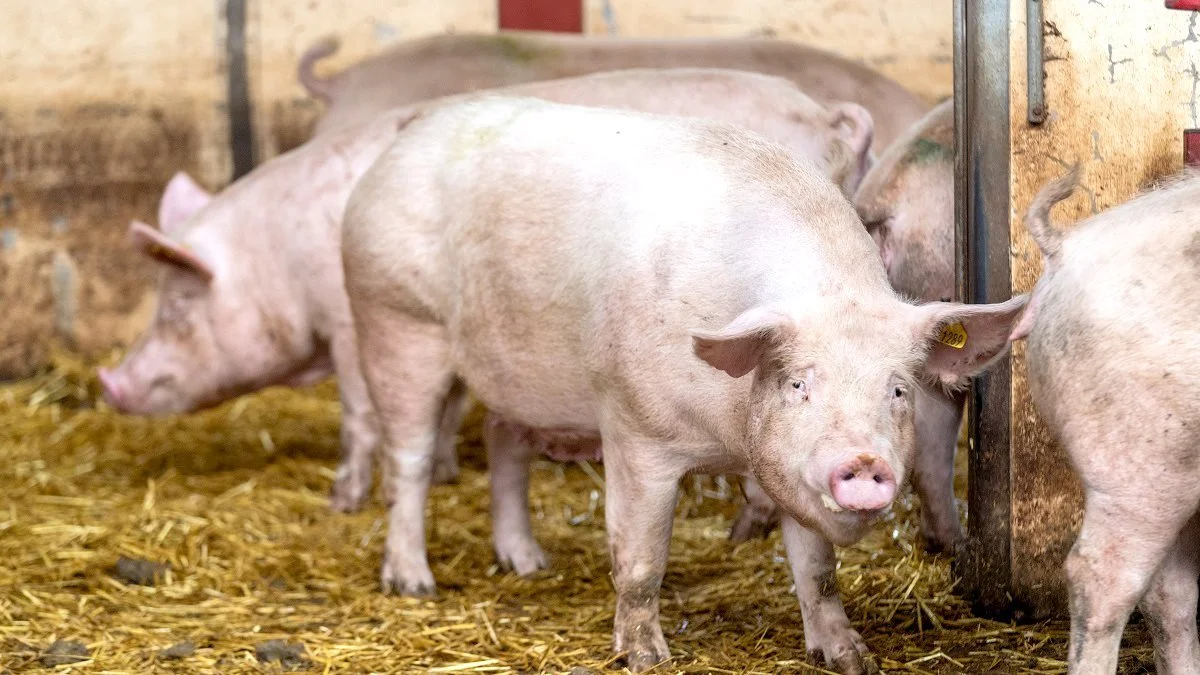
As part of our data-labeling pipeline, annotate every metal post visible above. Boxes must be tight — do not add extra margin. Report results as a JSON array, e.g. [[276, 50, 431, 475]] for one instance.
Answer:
[[955, 0, 1016, 619]]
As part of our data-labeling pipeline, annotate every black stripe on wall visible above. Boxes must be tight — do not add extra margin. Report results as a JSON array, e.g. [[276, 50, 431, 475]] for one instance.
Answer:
[[226, 0, 255, 178]]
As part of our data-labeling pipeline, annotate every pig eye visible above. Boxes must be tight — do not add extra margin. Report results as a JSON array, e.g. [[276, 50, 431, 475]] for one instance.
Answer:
[[791, 379, 809, 399], [892, 384, 907, 399]]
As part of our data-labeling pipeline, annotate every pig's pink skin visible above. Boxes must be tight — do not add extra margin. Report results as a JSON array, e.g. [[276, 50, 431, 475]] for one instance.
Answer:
[[855, 100, 965, 553], [342, 97, 1027, 673], [298, 30, 928, 155], [1016, 167, 1200, 675], [102, 67, 880, 515]]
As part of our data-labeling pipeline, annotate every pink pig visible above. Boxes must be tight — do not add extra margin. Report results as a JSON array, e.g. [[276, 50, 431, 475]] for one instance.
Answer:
[[730, 100, 968, 554], [97, 67, 877, 515], [298, 30, 928, 153], [1013, 166, 1200, 674], [342, 96, 1027, 673]]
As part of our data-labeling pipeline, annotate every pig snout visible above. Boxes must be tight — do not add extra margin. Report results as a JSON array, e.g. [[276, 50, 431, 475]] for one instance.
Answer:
[[97, 367, 128, 411], [828, 453, 897, 512]]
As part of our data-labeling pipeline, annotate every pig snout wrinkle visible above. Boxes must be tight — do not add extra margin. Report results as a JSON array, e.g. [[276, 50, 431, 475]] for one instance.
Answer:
[[828, 453, 896, 512]]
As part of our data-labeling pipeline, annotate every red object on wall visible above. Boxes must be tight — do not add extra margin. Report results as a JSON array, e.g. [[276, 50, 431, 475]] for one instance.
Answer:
[[1185, 130, 1200, 167], [498, 0, 583, 32], [1165, 0, 1200, 9]]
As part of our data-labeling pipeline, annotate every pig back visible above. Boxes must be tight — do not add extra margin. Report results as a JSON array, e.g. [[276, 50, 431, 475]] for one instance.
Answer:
[[1025, 174, 1200, 471], [313, 32, 926, 150], [342, 97, 874, 433]]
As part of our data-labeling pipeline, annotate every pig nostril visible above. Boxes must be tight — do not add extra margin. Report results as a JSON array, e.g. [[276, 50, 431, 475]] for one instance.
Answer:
[[873, 474, 885, 484], [841, 472, 855, 481]]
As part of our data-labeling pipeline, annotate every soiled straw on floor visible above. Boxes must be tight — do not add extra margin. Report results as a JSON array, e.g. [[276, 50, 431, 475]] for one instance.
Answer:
[[0, 351, 1154, 673]]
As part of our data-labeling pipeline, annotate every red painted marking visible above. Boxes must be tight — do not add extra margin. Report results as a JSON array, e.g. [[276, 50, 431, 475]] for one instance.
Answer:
[[1185, 130, 1200, 167], [498, 0, 583, 32], [1166, 0, 1200, 10]]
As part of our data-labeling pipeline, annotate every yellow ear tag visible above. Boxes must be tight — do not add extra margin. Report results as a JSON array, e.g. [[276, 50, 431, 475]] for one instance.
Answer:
[[937, 322, 968, 349]]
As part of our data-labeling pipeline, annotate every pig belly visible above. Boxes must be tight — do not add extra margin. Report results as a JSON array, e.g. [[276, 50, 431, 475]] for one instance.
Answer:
[[456, 348, 599, 436], [492, 416, 603, 463], [447, 295, 600, 437]]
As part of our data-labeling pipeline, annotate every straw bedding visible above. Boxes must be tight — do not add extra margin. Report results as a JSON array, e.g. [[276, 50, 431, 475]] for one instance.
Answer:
[[0, 352, 1155, 673]]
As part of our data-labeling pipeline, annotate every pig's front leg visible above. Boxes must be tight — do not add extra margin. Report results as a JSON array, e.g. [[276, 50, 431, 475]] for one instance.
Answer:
[[911, 385, 966, 553], [728, 474, 781, 543], [605, 439, 681, 672], [485, 414, 549, 575], [782, 517, 878, 675], [1139, 515, 1200, 675], [329, 324, 383, 513]]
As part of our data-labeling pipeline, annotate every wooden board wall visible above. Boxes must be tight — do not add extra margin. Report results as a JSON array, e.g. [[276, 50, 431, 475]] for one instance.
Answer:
[[1003, 0, 1199, 615], [582, 0, 953, 104]]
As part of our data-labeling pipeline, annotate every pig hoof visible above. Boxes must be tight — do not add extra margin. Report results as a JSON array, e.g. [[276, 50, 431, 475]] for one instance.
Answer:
[[918, 510, 964, 556], [431, 459, 460, 486], [919, 524, 963, 556], [728, 506, 780, 543], [380, 561, 436, 597], [921, 533, 957, 555], [806, 632, 877, 675], [329, 463, 372, 513], [496, 541, 549, 576], [617, 634, 670, 672], [328, 482, 368, 513], [614, 621, 669, 672]]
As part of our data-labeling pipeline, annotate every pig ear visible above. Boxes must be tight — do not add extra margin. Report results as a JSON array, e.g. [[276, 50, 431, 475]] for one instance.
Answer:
[[691, 307, 795, 378], [1007, 290, 1043, 341], [158, 171, 212, 236], [128, 221, 214, 282], [914, 295, 1029, 389], [827, 103, 876, 196]]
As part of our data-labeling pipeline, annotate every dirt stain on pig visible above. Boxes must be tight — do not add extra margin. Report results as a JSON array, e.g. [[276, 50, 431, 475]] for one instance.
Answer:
[[904, 138, 953, 167], [489, 35, 554, 63], [814, 569, 838, 598], [1185, 231, 1200, 262]]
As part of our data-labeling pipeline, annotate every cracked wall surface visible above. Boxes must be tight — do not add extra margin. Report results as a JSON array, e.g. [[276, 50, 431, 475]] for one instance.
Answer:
[[582, 0, 953, 105], [1006, 0, 1199, 615]]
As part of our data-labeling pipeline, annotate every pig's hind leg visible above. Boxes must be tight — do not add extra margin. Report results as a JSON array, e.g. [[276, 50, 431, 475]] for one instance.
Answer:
[[911, 385, 966, 554], [355, 310, 457, 597], [430, 378, 469, 485], [728, 475, 781, 543], [328, 324, 384, 513], [485, 415, 549, 576], [1065, 489, 1200, 674], [1137, 514, 1200, 675]]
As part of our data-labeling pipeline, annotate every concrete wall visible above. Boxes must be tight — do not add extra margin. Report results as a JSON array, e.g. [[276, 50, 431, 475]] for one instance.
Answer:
[[1005, 0, 1199, 613], [583, 0, 953, 104]]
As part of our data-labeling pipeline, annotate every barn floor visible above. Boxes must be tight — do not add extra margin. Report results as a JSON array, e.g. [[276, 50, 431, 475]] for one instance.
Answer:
[[0, 353, 1157, 674]]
